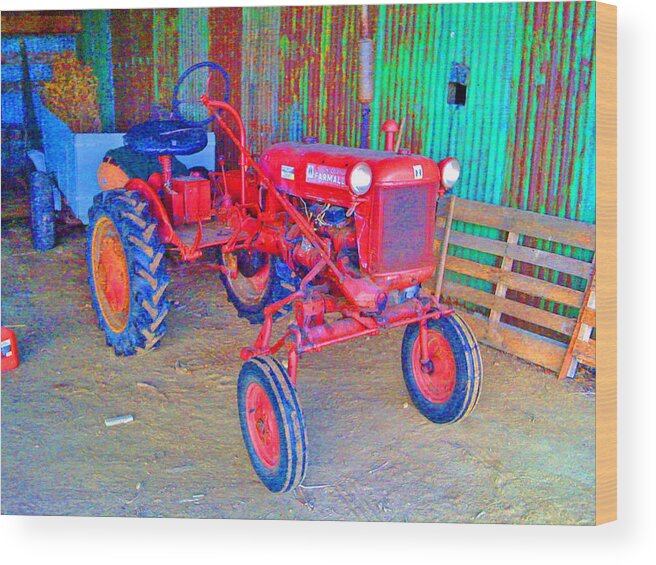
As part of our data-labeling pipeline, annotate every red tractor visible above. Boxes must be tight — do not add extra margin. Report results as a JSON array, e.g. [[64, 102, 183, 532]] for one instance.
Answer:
[[87, 63, 482, 492]]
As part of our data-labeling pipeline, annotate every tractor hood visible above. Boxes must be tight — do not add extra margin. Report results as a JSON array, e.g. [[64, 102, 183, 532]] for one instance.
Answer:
[[259, 142, 441, 206]]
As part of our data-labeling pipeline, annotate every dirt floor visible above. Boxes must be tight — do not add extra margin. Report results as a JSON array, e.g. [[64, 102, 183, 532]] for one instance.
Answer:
[[1, 180, 596, 524]]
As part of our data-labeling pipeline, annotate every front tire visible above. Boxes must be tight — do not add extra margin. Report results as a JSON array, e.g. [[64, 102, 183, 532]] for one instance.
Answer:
[[401, 313, 482, 424], [237, 356, 308, 493], [86, 190, 170, 355]]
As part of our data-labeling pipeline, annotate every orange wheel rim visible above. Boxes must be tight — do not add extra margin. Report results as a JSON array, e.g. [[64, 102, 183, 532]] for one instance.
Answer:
[[92, 216, 130, 333]]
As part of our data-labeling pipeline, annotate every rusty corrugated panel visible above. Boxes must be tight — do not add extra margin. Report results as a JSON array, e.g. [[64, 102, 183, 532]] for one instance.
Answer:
[[209, 7, 242, 113], [278, 5, 361, 147], [209, 7, 243, 165], [112, 8, 213, 128], [241, 6, 281, 154], [362, 2, 526, 305], [110, 9, 154, 130], [178, 8, 209, 79], [175, 8, 210, 125], [502, 2, 596, 325], [152, 9, 179, 111], [506, 1, 596, 225]]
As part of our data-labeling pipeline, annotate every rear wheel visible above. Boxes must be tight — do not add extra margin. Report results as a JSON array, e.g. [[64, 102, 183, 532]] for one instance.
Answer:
[[401, 313, 482, 423], [87, 189, 170, 355], [29, 171, 55, 251], [237, 356, 307, 493], [219, 249, 297, 324]]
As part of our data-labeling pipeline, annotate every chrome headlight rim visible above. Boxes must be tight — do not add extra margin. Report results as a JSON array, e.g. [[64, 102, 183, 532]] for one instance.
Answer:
[[348, 162, 373, 196], [439, 157, 461, 189]]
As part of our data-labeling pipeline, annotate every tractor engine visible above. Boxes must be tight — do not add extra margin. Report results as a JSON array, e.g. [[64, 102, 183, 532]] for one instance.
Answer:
[[259, 141, 444, 306]]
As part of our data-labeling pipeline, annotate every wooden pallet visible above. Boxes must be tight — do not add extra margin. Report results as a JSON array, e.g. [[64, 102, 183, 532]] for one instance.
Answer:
[[434, 195, 596, 375], [558, 268, 597, 380]]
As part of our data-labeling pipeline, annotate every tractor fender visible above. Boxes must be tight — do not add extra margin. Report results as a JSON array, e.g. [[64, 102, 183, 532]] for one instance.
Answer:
[[124, 177, 175, 244]]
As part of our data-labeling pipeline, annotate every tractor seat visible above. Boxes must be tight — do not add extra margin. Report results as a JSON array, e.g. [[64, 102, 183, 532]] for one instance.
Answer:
[[124, 120, 207, 156]]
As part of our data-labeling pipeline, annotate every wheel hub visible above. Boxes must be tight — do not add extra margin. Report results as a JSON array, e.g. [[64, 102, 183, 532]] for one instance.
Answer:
[[92, 217, 130, 333], [236, 249, 266, 278], [245, 382, 280, 469], [412, 329, 457, 404]]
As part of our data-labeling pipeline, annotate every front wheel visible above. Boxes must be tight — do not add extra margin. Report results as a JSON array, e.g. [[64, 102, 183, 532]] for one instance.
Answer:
[[401, 313, 482, 424], [237, 356, 308, 493]]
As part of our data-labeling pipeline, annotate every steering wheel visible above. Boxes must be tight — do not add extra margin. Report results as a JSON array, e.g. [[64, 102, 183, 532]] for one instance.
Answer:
[[172, 61, 230, 127]]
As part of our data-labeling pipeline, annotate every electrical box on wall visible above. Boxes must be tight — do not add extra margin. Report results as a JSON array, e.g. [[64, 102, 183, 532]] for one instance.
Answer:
[[448, 61, 470, 106]]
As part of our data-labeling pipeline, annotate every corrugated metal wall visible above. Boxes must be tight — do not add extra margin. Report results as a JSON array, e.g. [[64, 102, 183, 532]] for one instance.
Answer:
[[241, 7, 281, 154], [507, 1, 596, 223], [259, 2, 595, 226], [7, 4, 596, 228], [78, 10, 115, 131], [278, 5, 363, 149], [110, 9, 154, 130], [152, 8, 179, 116]]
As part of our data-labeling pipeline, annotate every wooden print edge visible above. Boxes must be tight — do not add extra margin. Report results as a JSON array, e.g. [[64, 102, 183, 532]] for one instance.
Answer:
[[595, 0, 617, 525]]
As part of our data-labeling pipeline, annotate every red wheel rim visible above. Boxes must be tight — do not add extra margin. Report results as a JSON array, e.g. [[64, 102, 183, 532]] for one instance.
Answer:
[[245, 382, 280, 469], [92, 217, 130, 333], [411, 329, 457, 404]]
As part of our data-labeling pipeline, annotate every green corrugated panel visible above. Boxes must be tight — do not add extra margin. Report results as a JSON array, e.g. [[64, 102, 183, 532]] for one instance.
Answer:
[[241, 6, 281, 154], [369, 2, 524, 207], [178, 8, 209, 79], [507, 1, 596, 225], [152, 9, 179, 109], [78, 10, 115, 131], [175, 8, 210, 123], [366, 3, 526, 297]]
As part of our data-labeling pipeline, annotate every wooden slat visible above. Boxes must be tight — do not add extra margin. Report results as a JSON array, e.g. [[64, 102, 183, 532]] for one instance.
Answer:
[[449, 197, 596, 251], [445, 255, 585, 307], [434, 194, 456, 299], [573, 339, 596, 368], [557, 266, 596, 380], [443, 280, 577, 336], [437, 229, 595, 279], [459, 312, 566, 373], [489, 231, 519, 324], [581, 308, 596, 327]]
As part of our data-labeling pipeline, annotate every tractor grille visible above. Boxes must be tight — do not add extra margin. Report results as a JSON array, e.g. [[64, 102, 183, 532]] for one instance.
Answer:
[[378, 185, 432, 273]]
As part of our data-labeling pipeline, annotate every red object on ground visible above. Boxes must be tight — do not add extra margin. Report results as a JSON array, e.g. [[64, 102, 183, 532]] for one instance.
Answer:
[[1, 327, 20, 372]]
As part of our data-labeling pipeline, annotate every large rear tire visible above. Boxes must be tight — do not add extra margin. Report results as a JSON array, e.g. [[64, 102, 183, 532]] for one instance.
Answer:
[[401, 313, 482, 424], [219, 249, 298, 324], [86, 189, 170, 355]]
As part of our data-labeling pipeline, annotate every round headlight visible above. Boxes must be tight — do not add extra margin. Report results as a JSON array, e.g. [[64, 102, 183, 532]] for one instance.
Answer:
[[348, 162, 373, 196], [440, 158, 460, 188]]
